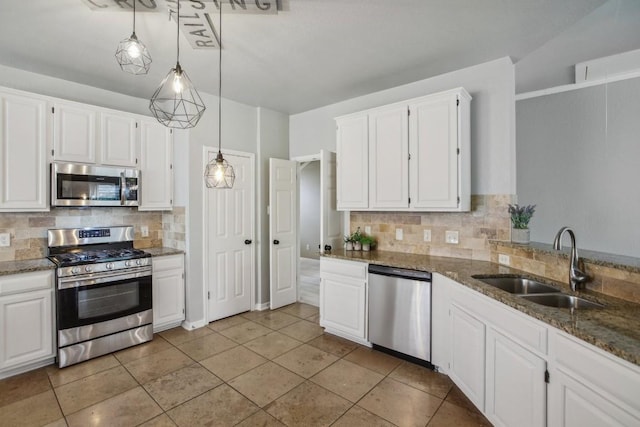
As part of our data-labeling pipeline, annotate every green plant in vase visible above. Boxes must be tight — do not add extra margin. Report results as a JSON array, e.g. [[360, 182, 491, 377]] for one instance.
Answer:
[[508, 204, 536, 244], [359, 235, 376, 251], [351, 227, 363, 250]]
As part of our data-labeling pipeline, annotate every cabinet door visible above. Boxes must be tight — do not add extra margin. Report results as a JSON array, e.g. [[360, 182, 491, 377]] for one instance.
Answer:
[[52, 102, 96, 163], [100, 111, 138, 167], [0, 93, 48, 211], [336, 115, 368, 210], [548, 368, 640, 427], [486, 328, 546, 427], [320, 275, 366, 340], [139, 119, 173, 211], [369, 105, 409, 209], [449, 303, 486, 411], [409, 92, 459, 209], [152, 255, 185, 331], [0, 289, 54, 370]]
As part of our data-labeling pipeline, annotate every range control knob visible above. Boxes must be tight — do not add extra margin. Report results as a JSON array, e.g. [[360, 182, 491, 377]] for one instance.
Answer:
[[106, 263, 114, 270], [71, 267, 81, 274], [136, 259, 142, 266], [125, 260, 132, 267], [84, 266, 92, 273]]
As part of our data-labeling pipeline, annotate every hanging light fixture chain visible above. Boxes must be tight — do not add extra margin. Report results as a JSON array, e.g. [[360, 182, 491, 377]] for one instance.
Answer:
[[218, 0, 222, 154], [176, 0, 180, 63]]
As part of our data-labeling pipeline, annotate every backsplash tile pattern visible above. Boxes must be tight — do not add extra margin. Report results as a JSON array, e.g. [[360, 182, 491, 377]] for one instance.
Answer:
[[0, 208, 169, 261], [162, 206, 186, 251], [350, 194, 514, 261], [490, 242, 640, 304]]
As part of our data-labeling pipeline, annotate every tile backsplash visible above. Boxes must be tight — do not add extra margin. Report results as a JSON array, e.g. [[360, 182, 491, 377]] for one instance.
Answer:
[[350, 194, 514, 261], [0, 207, 183, 261]]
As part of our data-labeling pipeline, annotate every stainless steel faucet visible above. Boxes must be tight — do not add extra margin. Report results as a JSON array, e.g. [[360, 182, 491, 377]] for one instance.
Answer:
[[553, 227, 591, 291]]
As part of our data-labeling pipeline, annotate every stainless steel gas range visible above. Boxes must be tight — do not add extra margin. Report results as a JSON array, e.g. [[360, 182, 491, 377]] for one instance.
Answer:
[[47, 226, 153, 368]]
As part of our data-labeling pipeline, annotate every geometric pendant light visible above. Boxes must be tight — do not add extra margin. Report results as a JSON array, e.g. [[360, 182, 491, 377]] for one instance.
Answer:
[[115, 0, 152, 75], [149, 0, 206, 129], [204, 1, 235, 189]]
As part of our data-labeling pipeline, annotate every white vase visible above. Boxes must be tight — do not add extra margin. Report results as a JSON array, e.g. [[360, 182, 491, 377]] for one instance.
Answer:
[[353, 241, 362, 251], [345, 242, 354, 251], [511, 228, 530, 244], [362, 243, 371, 251]]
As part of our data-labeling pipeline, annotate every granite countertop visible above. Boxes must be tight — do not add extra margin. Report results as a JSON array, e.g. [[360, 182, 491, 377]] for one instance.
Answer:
[[0, 258, 56, 277], [324, 249, 640, 367], [144, 247, 185, 257]]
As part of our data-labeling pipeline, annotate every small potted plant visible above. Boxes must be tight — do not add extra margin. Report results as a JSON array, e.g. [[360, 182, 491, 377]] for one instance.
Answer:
[[351, 228, 363, 251], [360, 235, 376, 251], [343, 235, 354, 251], [508, 204, 536, 244]]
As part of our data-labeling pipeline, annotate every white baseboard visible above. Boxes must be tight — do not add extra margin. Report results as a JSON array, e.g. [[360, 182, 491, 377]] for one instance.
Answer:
[[0, 357, 55, 380], [181, 318, 207, 330], [253, 302, 270, 311], [322, 326, 371, 347]]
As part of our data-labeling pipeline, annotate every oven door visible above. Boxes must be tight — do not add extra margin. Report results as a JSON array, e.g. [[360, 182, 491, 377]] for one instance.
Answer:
[[57, 268, 152, 333]]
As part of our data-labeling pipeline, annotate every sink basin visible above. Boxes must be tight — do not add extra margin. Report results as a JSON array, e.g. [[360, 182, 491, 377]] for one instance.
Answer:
[[472, 275, 561, 294], [520, 294, 605, 309]]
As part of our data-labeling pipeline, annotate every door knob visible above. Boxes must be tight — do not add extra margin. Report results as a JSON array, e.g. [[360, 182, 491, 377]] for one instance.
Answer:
[[324, 245, 332, 251], [273, 240, 280, 245], [244, 239, 252, 245]]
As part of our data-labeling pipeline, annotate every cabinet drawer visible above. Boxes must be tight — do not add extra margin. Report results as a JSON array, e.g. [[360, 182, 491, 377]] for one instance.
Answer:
[[320, 258, 367, 280], [451, 284, 547, 355], [152, 254, 184, 273], [0, 271, 54, 296]]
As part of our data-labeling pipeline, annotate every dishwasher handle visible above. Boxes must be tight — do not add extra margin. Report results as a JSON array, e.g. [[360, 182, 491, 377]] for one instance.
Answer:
[[368, 264, 431, 281]]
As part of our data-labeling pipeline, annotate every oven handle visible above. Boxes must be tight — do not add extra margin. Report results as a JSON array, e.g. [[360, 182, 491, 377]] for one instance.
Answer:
[[120, 172, 126, 205], [58, 267, 151, 290]]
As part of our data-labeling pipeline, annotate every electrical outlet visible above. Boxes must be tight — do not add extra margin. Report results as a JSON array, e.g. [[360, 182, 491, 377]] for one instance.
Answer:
[[141, 226, 149, 237], [395, 228, 403, 240], [423, 229, 432, 242], [0, 233, 9, 247], [364, 226, 371, 235], [306, 244, 310, 251], [445, 230, 459, 244], [498, 254, 511, 266]]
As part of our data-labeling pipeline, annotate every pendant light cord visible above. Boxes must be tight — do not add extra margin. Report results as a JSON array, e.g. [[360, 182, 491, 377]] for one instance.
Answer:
[[132, 0, 136, 33], [218, 1, 222, 154], [176, 0, 180, 63]]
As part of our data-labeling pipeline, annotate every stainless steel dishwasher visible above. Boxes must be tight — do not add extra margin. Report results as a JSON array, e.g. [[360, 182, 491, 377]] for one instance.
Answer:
[[368, 264, 432, 365]]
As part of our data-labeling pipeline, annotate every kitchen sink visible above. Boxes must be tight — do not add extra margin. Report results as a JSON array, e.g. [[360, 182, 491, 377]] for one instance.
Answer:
[[472, 275, 561, 294], [520, 294, 605, 309]]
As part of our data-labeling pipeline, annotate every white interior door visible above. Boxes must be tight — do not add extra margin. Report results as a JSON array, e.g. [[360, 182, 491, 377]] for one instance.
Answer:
[[320, 149, 343, 253], [269, 158, 297, 309], [206, 151, 255, 322]]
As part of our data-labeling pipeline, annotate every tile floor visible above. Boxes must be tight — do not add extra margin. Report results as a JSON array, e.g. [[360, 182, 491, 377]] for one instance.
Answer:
[[0, 303, 491, 427]]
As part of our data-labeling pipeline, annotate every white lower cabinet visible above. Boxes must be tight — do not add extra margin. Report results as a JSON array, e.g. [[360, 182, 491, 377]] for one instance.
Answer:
[[0, 271, 55, 379], [152, 254, 185, 332], [319, 258, 368, 345], [547, 330, 640, 427]]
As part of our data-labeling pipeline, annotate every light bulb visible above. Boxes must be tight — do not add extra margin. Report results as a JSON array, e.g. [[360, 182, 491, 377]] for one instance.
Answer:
[[127, 42, 141, 59], [214, 164, 224, 182], [172, 72, 184, 94]]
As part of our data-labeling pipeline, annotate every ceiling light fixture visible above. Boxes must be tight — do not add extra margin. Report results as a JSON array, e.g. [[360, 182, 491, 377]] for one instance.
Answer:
[[149, 0, 205, 129], [115, 0, 152, 75], [204, 2, 235, 189]]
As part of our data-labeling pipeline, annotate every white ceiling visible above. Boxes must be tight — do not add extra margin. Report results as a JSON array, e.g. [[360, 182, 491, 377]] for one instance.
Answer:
[[0, 0, 615, 114]]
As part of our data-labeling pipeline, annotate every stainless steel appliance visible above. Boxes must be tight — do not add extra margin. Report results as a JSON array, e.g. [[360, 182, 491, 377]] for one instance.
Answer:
[[47, 226, 152, 368], [51, 162, 140, 207], [368, 264, 432, 366]]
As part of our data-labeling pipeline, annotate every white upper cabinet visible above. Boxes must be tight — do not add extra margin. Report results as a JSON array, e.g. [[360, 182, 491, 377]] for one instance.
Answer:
[[52, 101, 96, 164], [100, 111, 138, 167], [139, 119, 173, 211], [409, 89, 471, 211], [335, 87, 471, 212], [336, 114, 369, 210], [0, 90, 49, 211], [369, 104, 409, 209]]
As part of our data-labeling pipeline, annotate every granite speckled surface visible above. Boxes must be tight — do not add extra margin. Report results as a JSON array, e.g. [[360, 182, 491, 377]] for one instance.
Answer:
[[143, 247, 185, 257], [324, 249, 640, 367], [0, 258, 56, 276]]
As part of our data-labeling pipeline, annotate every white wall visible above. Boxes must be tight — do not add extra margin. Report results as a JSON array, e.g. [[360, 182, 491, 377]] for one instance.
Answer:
[[290, 57, 516, 195], [0, 64, 150, 115], [257, 107, 289, 305]]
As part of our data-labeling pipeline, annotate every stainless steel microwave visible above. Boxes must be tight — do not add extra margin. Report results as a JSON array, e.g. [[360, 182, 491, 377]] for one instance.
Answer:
[[51, 162, 140, 207]]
